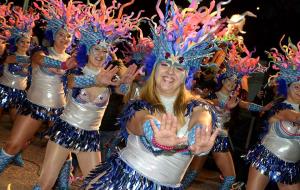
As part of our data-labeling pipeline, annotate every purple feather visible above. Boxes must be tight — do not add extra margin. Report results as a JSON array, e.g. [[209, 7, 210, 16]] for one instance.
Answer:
[[185, 67, 197, 90]]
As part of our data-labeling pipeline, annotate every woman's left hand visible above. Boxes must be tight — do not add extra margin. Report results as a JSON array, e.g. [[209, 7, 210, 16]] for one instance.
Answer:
[[189, 126, 220, 155]]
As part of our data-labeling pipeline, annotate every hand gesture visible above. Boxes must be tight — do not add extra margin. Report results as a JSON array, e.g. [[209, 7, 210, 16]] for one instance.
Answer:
[[150, 113, 187, 147], [189, 126, 220, 154], [95, 64, 119, 87], [118, 64, 140, 85], [226, 95, 240, 110]]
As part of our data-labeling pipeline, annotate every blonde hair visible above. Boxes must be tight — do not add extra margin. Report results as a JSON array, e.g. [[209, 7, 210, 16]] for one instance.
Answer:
[[140, 64, 193, 125]]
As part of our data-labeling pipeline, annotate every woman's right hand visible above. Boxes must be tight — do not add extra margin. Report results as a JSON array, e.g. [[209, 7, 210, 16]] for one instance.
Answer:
[[95, 64, 119, 87], [226, 95, 240, 110], [150, 113, 187, 147]]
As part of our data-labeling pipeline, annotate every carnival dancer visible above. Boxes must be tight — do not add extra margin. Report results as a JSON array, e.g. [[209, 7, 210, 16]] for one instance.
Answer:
[[182, 44, 269, 190], [82, 0, 224, 189], [0, 1, 83, 188], [0, 4, 39, 169], [0, 5, 38, 121], [245, 37, 300, 190], [32, 1, 142, 189]]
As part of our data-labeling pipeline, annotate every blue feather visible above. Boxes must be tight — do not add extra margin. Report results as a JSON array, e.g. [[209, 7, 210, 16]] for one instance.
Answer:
[[44, 30, 54, 46], [185, 67, 197, 90], [76, 44, 88, 68], [144, 53, 157, 79], [277, 79, 287, 98]]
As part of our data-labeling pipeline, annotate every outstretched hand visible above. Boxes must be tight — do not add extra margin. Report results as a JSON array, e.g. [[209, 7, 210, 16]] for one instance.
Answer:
[[95, 64, 119, 87], [226, 95, 240, 110], [189, 126, 220, 155], [150, 113, 187, 147]]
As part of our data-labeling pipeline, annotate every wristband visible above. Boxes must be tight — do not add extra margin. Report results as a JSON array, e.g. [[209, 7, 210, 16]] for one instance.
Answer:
[[248, 103, 262, 112], [74, 75, 96, 88]]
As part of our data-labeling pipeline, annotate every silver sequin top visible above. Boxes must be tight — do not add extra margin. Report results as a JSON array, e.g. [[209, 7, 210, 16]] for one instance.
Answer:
[[27, 47, 69, 108], [60, 66, 110, 131], [262, 101, 300, 163], [0, 64, 28, 90]]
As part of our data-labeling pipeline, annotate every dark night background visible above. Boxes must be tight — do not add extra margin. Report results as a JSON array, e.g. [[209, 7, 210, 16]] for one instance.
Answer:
[[8, 0, 300, 60]]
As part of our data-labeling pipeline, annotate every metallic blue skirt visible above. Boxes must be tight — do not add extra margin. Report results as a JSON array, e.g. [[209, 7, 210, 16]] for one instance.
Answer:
[[245, 143, 300, 184], [17, 99, 63, 122], [83, 154, 184, 190], [0, 84, 26, 109], [45, 118, 101, 152], [212, 136, 230, 152]]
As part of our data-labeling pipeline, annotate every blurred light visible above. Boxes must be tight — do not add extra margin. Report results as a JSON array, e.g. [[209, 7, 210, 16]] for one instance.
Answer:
[[257, 7, 260, 10]]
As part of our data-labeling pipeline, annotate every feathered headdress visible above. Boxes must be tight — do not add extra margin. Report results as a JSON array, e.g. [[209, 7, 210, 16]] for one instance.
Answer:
[[223, 44, 263, 79], [121, 27, 154, 66], [76, 0, 143, 67], [33, 0, 86, 44], [266, 35, 300, 85], [0, 4, 39, 52], [145, 0, 230, 89], [0, 2, 13, 41]]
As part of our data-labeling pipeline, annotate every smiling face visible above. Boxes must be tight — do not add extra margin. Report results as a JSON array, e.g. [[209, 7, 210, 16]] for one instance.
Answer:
[[53, 28, 72, 49], [288, 82, 300, 104], [16, 37, 31, 54], [154, 61, 187, 97], [88, 45, 108, 68]]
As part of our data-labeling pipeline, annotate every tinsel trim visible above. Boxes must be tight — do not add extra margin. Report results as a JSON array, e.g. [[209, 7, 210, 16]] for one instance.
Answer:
[[45, 118, 101, 152], [17, 99, 63, 122], [211, 136, 231, 152], [0, 84, 26, 109], [82, 154, 183, 190], [245, 144, 300, 184]]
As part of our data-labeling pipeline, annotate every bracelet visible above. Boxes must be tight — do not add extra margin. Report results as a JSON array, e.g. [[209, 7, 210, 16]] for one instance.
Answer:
[[248, 103, 262, 112], [43, 56, 62, 69], [61, 61, 68, 70], [119, 83, 130, 95], [152, 137, 174, 151]]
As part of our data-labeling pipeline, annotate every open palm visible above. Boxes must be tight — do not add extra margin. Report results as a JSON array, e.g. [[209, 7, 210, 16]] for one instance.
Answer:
[[189, 126, 220, 155], [96, 65, 119, 87], [150, 114, 187, 147]]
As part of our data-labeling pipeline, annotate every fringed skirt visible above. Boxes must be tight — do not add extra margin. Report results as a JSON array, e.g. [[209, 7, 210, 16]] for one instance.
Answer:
[[0, 84, 26, 110], [17, 98, 63, 122], [245, 144, 300, 184], [212, 136, 231, 152], [45, 118, 101, 152], [82, 154, 184, 190]]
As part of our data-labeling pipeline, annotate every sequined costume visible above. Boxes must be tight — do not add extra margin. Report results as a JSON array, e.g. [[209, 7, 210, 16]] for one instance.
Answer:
[[45, 66, 110, 151], [83, 98, 217, 190], [0, 54, 29, 110], [18, 47, 69, 121], [207, 92, 231, 152], [246, 101, 300, 184]]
